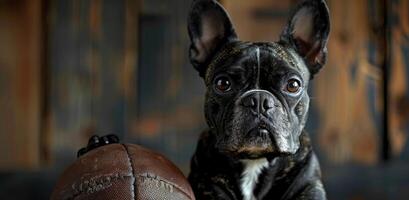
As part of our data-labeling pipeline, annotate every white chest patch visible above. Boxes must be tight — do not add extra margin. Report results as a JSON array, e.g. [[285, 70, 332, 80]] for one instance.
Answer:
[[240, 158, 269, 200]]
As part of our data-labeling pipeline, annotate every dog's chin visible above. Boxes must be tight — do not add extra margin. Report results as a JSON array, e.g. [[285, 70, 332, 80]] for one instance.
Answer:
[[235, 144, 295, 159], [216, 129, 274, 159], [218, 127, 298, 159], [217, 142, 275, 159], [236, 146, 275, 159]]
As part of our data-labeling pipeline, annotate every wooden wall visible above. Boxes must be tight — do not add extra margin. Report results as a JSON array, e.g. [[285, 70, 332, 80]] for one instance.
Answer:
[[314, 0, 382, 164], [0, 0, 408, 199], [46, 0, 204, 173], [390, 0, 409, 160]]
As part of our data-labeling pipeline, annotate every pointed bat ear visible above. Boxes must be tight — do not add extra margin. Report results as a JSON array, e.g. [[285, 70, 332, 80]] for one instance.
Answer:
[[188, 0, 238, 77], [280, 0, 330, 79]]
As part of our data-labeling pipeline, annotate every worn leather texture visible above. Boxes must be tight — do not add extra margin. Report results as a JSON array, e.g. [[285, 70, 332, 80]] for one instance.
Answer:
[[51, 144, 195, 200]]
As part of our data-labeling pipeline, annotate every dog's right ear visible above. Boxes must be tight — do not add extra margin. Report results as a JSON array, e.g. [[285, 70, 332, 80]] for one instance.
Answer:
[[280, 0, 330, 79], [188, 0, 238, 77]]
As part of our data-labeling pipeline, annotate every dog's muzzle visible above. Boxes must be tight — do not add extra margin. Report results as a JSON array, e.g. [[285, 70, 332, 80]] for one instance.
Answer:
[[236, 89, 299, 155]]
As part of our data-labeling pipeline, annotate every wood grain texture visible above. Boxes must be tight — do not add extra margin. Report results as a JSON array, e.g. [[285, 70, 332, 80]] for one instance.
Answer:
[[389, 0, 409, 159], [49, 0, 130, 153], [129, 0, 205, 172], [0, 0, 44, 169], [313, 0, 383, 164], [47, 0, 204, 172], [223, 0, 291, 42], [49, 0, 95, 154]]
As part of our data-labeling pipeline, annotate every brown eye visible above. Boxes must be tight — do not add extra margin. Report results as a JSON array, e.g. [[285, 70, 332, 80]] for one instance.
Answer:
[[215, 76, 232, 92], [286, 79, 301, 93]]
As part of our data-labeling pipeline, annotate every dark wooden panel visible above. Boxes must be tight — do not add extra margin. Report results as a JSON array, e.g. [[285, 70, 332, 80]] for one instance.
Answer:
[[312, 0, 383, 164], [223, 0, 291, 42], [48, 0, 203, 173], [49, 0, 95, 155], [389, 0, 409, 160], [127, 0, 205, 172], [0, 0, 45, 169], [49, 0, 133, 155]]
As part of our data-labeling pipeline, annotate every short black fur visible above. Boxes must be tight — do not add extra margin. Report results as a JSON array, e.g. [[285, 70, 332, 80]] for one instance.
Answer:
[[187, 0, 330, 199]]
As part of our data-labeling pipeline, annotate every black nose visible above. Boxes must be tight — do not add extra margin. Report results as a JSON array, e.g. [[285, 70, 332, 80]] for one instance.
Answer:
[[241, 90, 274, 114]]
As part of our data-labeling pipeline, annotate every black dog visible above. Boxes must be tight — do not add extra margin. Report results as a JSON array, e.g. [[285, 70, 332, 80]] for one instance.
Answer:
[[187, 0, 330, 199]]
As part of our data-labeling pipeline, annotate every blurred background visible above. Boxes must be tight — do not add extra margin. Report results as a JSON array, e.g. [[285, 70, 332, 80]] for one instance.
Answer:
[[0, 0, 408, 199]]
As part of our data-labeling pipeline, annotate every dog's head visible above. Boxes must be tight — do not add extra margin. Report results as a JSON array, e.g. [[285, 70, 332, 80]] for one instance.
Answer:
[[188, 0, 330, 158]]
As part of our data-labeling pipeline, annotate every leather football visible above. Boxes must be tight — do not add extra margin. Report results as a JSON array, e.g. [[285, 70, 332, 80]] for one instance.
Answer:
[[51, 137, 195, 200]]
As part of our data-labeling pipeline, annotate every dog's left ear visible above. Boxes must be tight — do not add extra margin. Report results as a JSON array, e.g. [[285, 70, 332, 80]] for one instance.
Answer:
[[280, 0, 330, 78], [188, 0, 238, 78]]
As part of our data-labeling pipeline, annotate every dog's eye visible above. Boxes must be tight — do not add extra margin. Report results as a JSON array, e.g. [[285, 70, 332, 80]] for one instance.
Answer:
[[286, 79, 301, 93], [215, 76, 232, 92]]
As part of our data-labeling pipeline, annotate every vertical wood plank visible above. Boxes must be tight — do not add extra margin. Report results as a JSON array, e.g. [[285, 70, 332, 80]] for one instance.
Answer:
[[93, 0, 126, 136], [126, 0, 206, 172], [389, 0, 409, 159], [0, 0, 44, 169], [123, 0, 140, 141], [313, 0, 383, 164], [41, 0, 52, 166], [223, 0, 291, 42], [49, 0, 130, 157], [49, 0, 94, 154]]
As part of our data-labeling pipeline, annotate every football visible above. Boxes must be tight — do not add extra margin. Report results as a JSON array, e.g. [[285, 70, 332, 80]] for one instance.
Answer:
[[51, 136, 195, 200]]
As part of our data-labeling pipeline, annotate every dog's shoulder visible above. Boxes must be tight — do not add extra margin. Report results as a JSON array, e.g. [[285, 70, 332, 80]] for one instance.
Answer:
[[189, 130, 239, 174], [189, 130, 217, 169], [189, 130, 244, 200]]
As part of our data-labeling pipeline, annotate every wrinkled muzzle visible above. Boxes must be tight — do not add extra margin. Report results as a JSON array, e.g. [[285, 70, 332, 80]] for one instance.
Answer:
[[232, 89, 300, 155]]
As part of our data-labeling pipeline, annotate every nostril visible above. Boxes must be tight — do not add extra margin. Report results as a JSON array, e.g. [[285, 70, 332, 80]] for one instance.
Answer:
[[242, 96, 257, 108], [263, 98, 273, 110]]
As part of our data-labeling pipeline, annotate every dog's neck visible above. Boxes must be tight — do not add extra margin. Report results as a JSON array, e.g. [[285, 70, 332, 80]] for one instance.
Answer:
[[240, 158, 269, 200], [190, 130, 314, 199]]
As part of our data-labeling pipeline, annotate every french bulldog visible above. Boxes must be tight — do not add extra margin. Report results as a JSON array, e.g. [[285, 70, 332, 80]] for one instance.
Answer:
[[187, 0, 330, 199]]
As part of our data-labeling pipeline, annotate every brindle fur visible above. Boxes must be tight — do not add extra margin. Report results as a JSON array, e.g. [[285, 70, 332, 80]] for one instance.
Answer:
[[189, 130, 325, 199], [187, 0, 330, 199]]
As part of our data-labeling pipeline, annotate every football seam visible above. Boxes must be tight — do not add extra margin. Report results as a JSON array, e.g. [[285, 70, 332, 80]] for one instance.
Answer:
[[136, 173, 193, 198], [122, 144, 137, 200], [65, 173, 191, 199], [57, 144, 192, 200], [66, 173, 134, 199]]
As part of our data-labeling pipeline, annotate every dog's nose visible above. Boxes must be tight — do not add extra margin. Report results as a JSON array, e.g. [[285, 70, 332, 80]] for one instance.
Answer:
[[241, 91, 274, 114]]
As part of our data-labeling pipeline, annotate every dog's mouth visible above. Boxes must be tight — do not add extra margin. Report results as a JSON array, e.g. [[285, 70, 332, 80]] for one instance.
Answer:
[[218, 108, 300, 158], [246, 125, 270, 139], [231, 121, 276, 158], [235, 117, 298, 158], [245, 118, 274, 137]]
